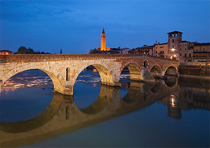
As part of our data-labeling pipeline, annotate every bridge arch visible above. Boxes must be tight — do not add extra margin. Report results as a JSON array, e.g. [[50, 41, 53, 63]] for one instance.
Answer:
[[149, 65, 163, 77], [1, 63, 65, 95], [120, 60, 143, 81], [73, 63, 115, 86], [164, 66, 178, 76]]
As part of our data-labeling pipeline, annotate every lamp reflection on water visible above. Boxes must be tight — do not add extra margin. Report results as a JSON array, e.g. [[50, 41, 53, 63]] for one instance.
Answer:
[[170, 94, 175, 107], [93, 69, 97, 72]]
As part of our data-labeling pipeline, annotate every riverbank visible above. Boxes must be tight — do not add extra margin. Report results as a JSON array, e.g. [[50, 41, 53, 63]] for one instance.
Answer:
[[179, 74, 210, 80], [178, 65, 210, 80]]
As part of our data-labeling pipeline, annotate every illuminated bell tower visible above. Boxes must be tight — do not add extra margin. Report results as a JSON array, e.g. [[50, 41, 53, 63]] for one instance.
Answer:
[[168, 31, 182, 60], [101, 28, 106, 51]]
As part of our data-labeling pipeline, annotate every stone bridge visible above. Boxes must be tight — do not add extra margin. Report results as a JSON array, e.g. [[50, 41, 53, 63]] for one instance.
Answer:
[[0, 54, 179, 95], [0, 80, 178, 147]]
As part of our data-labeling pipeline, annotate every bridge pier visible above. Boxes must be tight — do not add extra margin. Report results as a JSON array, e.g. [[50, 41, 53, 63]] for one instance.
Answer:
[[62, 85, 74, 96], [101, 82, 121, 87]]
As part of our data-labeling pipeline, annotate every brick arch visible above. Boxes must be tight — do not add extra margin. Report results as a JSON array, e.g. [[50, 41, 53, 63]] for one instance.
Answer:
[[120, 60, 143, 72], [1, 63, 65, 94], [120, 60, 144, 81], [164, 65, 178, 76], [149, 65, 163, 77], [72, 63, 114, 86]]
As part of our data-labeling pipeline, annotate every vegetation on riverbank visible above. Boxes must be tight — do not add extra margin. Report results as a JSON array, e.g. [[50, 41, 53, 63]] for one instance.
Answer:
[[179, 65, 210, 76]]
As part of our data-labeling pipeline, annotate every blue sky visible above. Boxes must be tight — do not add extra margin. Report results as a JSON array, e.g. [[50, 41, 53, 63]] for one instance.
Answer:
[[0, 0, 209, 54]]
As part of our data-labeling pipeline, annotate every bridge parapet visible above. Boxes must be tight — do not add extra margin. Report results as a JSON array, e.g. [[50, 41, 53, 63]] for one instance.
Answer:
[[0, 54, 179, 63]]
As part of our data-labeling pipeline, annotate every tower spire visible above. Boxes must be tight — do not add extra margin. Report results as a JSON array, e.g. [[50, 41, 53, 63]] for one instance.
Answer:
[[102, 27, 105, 34]]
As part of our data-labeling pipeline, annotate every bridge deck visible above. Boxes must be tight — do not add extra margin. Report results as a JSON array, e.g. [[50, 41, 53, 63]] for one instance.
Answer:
[[0, 54, 178, 63]]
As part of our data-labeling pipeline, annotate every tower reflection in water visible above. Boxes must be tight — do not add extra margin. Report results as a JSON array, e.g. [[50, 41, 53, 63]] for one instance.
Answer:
[[0, 77, 209, 147]]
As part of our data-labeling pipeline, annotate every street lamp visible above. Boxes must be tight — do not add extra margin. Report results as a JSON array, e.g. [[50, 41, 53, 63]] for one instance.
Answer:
[[171, 48, 175, 52]]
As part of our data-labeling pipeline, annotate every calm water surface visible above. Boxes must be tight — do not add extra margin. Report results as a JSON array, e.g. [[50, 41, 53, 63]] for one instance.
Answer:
[[0, 69, 209, 147]]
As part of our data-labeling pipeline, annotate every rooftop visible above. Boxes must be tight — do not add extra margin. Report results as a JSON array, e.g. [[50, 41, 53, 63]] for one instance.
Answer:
[[194, 43, 210, 46], [167, 31, 182, 34]]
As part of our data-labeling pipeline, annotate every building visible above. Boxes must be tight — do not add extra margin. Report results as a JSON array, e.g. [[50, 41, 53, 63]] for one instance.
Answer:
[[100, 28, 110, 51], [131, 45, 153, 55], [167, 31, 182, 60], [179, 41, 194, 65], [0, 50, 13, 55], [193, 43, 210, 66], [153, 43, 168, 58], [119, 48, 131, 54], [153, 31, 210, 66]]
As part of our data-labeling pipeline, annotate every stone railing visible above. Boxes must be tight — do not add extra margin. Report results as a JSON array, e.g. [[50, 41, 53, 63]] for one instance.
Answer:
[[0, 54, 179, 63]]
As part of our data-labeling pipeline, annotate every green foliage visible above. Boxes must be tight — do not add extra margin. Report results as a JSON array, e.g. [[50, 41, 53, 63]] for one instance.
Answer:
[[89, 49, 99, 54], [199, 68, 205, 76], [15, 46, 50, 54]]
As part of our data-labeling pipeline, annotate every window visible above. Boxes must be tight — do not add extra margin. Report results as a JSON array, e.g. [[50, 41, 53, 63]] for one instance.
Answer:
[[172, 39, 174, 43], [160, 46, 164, 48], [203, 48, 206, 51], [185, 48, 186, 51], [185, 54, 186, 57], [196, 48, 198, 51], [159, 51, 164, 54], [66, 67, 70, 81], [180, 54, 182, 56], [189, 53, 191, 57]]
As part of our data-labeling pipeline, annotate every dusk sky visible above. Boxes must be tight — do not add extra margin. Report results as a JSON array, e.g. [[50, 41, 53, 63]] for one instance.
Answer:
[[0, 0, 209, 54]]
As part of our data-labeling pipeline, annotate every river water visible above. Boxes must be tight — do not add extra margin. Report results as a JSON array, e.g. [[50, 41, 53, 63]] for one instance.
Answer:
[[0, 69, 209, 147]]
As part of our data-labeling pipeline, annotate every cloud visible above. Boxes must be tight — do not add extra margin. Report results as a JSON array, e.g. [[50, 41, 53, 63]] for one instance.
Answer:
[[0, 1, 73, 22]]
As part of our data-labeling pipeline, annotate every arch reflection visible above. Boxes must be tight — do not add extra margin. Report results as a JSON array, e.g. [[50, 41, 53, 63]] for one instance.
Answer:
[[0, 80, 179, 147], [0, 92, 68, 133], [79, 85, 116, 114]]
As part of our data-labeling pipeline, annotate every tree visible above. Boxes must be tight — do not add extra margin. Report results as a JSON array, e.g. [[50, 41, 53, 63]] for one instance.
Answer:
[[89, 48, 99, 54], [16, 46, 28, 54], [15, 46, 50, 54]]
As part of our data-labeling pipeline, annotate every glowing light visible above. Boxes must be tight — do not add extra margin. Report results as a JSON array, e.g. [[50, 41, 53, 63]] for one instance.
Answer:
[[171, 48, 175, 52], [93, 83, 97, 87], [170, 95, 175, 107], [5, 52, 8, 55], [93, 69, 97, 72]]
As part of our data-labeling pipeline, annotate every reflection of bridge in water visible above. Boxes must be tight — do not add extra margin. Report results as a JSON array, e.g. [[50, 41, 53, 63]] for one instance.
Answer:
[[0, 80, 179, 147]]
